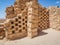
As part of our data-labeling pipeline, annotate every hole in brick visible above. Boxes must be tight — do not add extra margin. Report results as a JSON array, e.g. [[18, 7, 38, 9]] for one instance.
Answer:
[[11, 26, 14, 29], [19, 29, 22, 32], [25, 21, 27, 23], [12, 31, 15, 34], [23, 27, 25, 29], [15, 23, 18, 26], [25, 16, 27, 19], [19, 25, 21, 27], [15, 18, 18, 22], [18, 17, 21, 19], [38, 25, 40, 27], [11, 22, 14, 24], [26, 25, 27, 26], [19, 21, 21, 23], [22, 19, 24, 21], [23, 23, 25, 25], [21, 9, 24, 10]]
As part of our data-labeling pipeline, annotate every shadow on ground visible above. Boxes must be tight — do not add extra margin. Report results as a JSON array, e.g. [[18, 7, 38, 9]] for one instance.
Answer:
[[38, 31, 48, 36], [32, 30, 48, 38]]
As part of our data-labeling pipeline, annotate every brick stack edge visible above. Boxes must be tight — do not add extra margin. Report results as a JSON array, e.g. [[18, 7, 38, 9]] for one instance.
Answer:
[[4, 0, 49, 40], [0, 24, 5, 39], [27, 1, 39, 38], [1, 0, 60, 40]]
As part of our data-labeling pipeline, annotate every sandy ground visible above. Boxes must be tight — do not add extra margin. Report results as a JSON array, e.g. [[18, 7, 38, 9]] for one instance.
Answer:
[[0, 28, 60, 45]]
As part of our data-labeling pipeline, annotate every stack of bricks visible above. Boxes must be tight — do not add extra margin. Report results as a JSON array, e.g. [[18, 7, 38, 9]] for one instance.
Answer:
[[6, 0, 27, 19], [15, 0, 38, 14], [38, 5, 49, 31], [49, 6, 60, 30], [0, 24, 5, 39], [6, 6, 16, 19], [27, 1, 39, 38], [6, 0, 38, 19], [14, 0, 26, 14], [5, 7, 28, 40], [14, 0, 38, 14], [5, 0, 50, 40], [14, 2, 21, 15]]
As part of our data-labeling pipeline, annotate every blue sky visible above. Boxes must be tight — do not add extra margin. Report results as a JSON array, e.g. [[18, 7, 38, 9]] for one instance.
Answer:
[[0, 0, 60, 19]]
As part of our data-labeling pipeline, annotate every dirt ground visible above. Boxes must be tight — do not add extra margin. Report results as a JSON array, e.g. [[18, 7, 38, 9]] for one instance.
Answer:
[[0, 28, 60, 45]]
